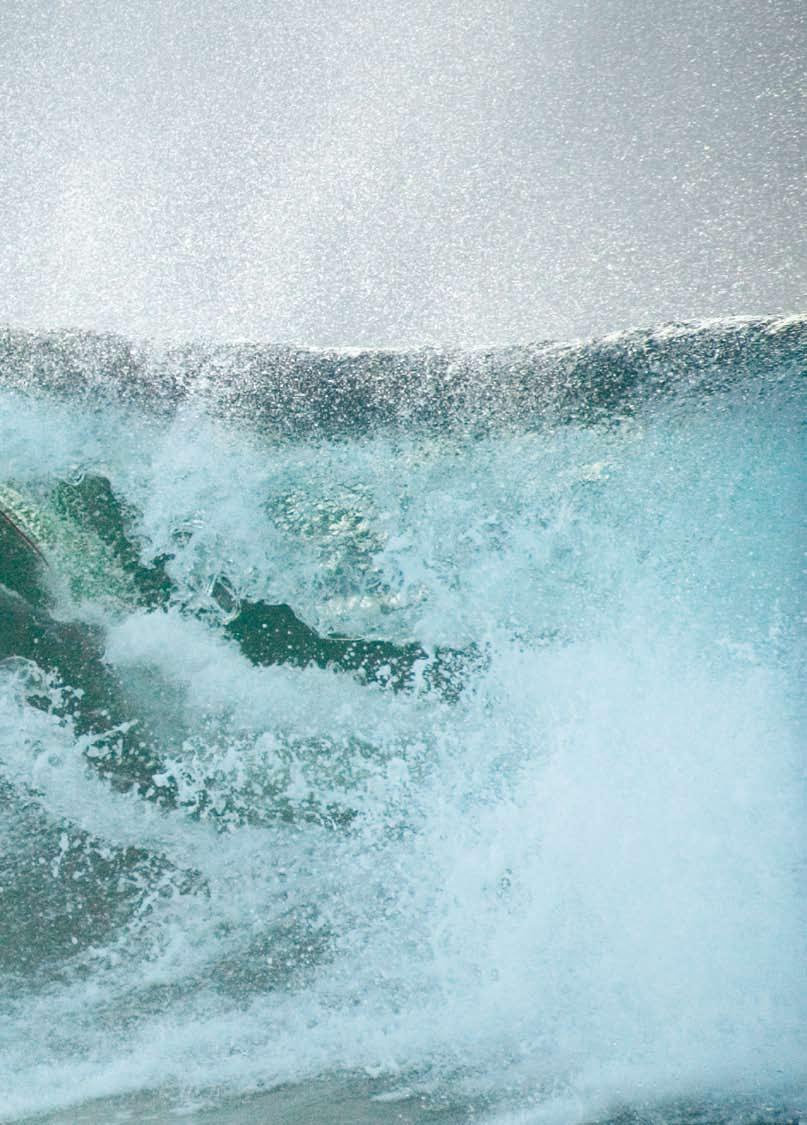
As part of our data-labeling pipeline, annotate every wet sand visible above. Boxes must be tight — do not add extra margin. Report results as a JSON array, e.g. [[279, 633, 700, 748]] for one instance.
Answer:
[[15, 1083, 805, 1125], [12, 1078, 473, 1125]]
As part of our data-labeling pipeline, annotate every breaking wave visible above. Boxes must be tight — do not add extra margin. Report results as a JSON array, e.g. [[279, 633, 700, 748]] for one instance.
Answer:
[[0, 316, 804, 1123]]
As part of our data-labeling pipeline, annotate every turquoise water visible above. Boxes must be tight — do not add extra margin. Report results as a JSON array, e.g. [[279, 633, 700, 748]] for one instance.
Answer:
[[0, 317, 804, 1123]]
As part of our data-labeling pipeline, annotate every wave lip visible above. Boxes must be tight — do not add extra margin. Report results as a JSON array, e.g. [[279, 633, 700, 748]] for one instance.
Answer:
[[1, 313, 804, 433]]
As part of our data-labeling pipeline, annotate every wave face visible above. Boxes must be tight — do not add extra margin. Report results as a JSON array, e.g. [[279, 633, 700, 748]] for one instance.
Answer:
[[0, 317, 805, 1123]]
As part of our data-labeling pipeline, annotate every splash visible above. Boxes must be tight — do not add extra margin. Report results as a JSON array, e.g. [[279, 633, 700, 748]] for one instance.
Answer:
[[0, 319, 804, 1123]]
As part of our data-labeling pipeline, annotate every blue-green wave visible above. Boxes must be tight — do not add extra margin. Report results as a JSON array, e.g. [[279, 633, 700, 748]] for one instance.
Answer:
[[0, 317, 804, 1124]]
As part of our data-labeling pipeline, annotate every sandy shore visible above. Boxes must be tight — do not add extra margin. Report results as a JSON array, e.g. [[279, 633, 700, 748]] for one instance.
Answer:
[[13, 1078, 476, 1125], [15, 1085, 806, 1125]]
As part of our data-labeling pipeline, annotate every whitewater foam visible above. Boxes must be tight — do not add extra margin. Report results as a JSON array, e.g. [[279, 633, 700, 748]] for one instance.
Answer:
[[0, 321, 804, 1122]]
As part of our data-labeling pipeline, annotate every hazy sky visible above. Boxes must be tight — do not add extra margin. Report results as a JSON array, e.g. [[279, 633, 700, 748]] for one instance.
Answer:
[[1, 0, 804, 344]]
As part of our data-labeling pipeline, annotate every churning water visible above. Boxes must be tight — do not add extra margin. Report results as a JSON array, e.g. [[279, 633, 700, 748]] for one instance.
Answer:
[[0, 317, 804, 1123]]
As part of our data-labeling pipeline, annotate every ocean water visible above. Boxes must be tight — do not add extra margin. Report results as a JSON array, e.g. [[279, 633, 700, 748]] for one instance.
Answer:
[[0, 316, 804, 1124]]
